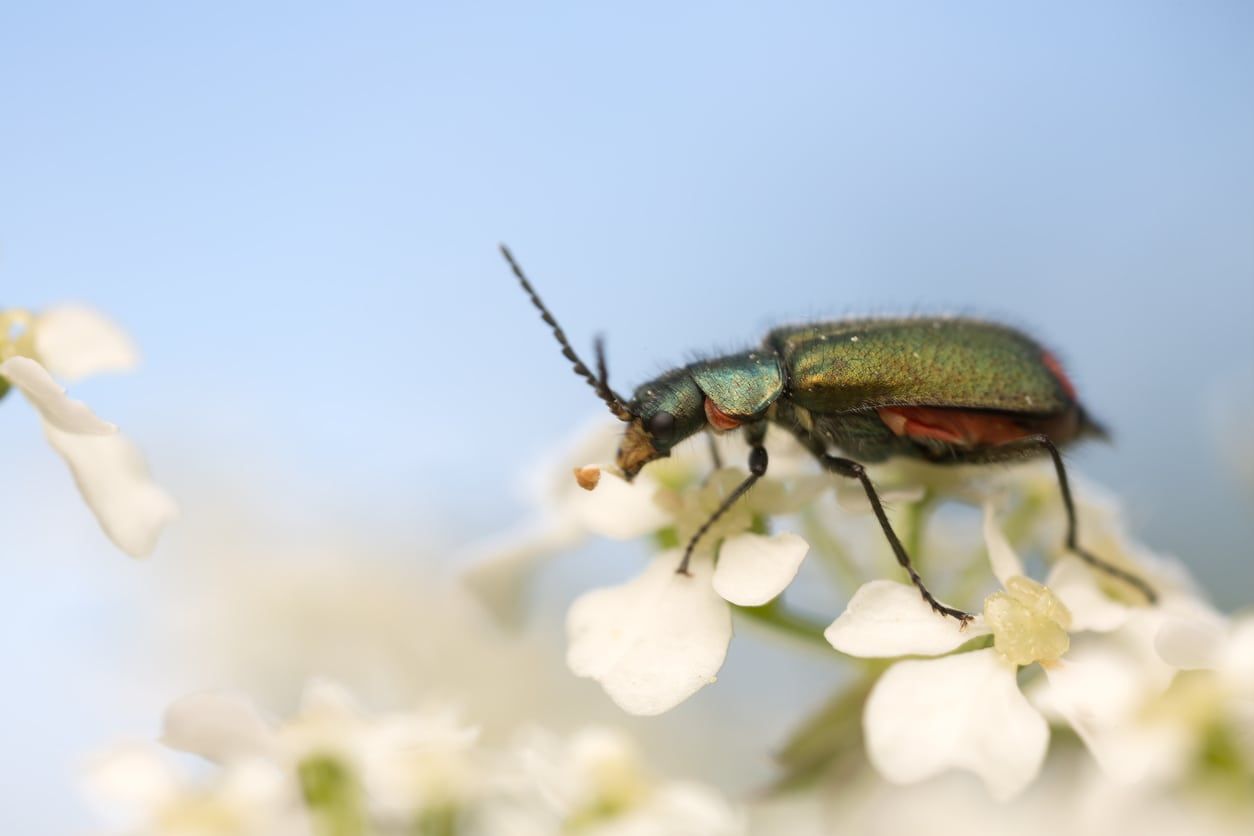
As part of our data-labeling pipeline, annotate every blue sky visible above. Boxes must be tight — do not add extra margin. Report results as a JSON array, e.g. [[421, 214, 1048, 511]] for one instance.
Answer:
[[1, 2, 1252, 826], [6, 1, 1248, 567]]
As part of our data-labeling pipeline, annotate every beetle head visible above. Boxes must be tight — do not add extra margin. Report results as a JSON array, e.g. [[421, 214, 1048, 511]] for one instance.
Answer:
[[618, 370, 705, 480], [501, 245, 706, 480]]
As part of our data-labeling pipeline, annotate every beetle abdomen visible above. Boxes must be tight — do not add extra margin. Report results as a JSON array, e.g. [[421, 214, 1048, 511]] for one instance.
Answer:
[[877, 405, 1034, 446], [784, 401, 1094, 465]]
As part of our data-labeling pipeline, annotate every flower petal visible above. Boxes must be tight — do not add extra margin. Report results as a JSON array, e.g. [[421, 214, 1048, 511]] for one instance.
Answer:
[[44, 421, 178, 557], [635, 782, 746, 835], [864, 648, 1048, 801], [0, 356, 116, 433], [82, 743, 178, 810], [982, 502, 1024, 586], [461, 516, 585, 626], [296, 678, 363, 722], [825, 580, 988, 658], [712, 532, 808, 606], [1219, 616, 1254, 689], [162, 691, 277, 765], [1039, 647, 1186, 785], [33, 304, 140, 382], [1153, 615, 1225, 670], [566, 551, 731, 716], [569, 469, 670, 540], [1045, 557, 1129, 633]]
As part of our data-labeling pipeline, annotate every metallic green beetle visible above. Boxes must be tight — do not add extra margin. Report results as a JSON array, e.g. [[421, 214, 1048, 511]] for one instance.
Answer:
[[502, 246, 1155, 623]]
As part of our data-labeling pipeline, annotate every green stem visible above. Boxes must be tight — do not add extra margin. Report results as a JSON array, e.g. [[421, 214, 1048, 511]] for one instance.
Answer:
[[951, 492, 1045, 605], [735, 599, 833, 652], [901, 490, 934, 568], [799, 507, 861, 591], [414, 807, 458, 836]]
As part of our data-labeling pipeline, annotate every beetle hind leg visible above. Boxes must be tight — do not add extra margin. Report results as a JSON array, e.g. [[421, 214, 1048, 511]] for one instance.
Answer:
[[820, 454, 974, 626], [968, 434, 1157, 603], [1026, 436, 1158, 604]]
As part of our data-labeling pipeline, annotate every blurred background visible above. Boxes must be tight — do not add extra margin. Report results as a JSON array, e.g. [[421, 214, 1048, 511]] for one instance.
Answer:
[[1, 2, 1251, 831]]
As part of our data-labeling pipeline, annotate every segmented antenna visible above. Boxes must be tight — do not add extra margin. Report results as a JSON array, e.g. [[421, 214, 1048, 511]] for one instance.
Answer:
[[499, 244, 633, 421]]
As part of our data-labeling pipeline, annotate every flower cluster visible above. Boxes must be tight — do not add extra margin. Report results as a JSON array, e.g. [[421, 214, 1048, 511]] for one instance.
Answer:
[[470, 420, 1253, 802], [468, 422, 827, 714], [85, 680, 745, 836], [23, 301, 1247, 821], [0, 305, 175, 556]]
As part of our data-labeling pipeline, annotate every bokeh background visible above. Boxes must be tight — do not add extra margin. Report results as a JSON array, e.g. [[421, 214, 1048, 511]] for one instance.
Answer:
[[1, 2, 1251, 831]]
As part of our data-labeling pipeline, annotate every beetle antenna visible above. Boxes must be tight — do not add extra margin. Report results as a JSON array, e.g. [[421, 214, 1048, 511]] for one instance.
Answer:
[[594, 334, 616, 400], [500, 244, 633, 421]]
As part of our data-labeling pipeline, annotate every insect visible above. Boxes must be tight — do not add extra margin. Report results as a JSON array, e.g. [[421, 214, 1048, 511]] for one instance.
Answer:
[[501, 245, 1155, 623]]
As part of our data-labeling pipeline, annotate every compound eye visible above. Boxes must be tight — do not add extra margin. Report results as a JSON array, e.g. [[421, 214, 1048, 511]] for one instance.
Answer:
[[647, 411, 675, 438]]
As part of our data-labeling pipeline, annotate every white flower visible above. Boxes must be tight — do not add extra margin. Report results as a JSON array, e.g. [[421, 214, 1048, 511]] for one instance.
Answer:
[[94, 681, 746, 836], [1033, 612, 1254, 789], [566, 550, 733, 716], [826, 501, 1194, 799], [1156, 612, 1254, 681], [501, 726, 745, 835], [824, 579, 992, 657], [0, 305, 175, 556], [467, 419, 820, 713], [565, 532, 809, 716], [465, 420, 827, 620], [863, 646, 1049, 801], [462, 420, 672, 624], [83, 743, 308, 836], [163, 679, 484, 824], [750, 750, 1254, 836], [30, 304, 140, 382]]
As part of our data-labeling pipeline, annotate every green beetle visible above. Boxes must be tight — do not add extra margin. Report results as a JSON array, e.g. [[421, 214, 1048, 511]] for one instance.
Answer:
[[502, 246, 1154, 623]]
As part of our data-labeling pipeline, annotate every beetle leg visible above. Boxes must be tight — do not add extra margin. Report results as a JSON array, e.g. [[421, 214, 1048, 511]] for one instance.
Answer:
[[676, 443, 768, 576], [820, 454, 974, 626], [1002, 435, 1157, 604], [705, 432, 724, 470]]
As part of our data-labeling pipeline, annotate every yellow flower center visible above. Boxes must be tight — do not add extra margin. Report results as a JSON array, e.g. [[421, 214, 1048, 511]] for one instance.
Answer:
[[0, 308, 36, 362], [567, 751, 651, 827], [656, 468, 756, 556], [983, 576, 1072, 666]]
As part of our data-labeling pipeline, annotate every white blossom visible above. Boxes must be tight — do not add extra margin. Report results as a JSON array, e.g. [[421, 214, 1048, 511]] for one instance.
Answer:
[[163, 679, 484, 824], [462, 420, 671, 623], [1029, 612, 1254, 789], [711, 532, 809, 607], [751, 750, 1254, 836], [92, 682, 745, 835], [562, 459, 823, 713], [825, 579, 991, 657], [567, 551, 732, 716], [84, 743, 308, 836], [31, 303, 140, 382], [865, 647, 1049, 801], [470, 419, 824, 713], [0, 305, 175, 556], [827, 498, 1203, 799], [499, 726, 746, 835]]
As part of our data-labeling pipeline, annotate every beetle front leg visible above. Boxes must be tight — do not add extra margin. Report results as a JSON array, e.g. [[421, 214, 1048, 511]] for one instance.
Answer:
[[820, 454, 974, 626], [676, 430, 768, 576]]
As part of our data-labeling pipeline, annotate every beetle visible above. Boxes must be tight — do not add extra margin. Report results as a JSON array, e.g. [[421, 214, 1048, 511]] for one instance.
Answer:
[[501, 245, 1155, 623]]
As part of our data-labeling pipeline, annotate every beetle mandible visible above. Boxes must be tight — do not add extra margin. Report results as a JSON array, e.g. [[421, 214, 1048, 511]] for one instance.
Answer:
[[500, 245, 1155, 624]]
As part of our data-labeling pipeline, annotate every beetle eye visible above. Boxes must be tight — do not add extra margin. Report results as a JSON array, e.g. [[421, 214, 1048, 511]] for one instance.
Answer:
[[647, 411, 675, 438]]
